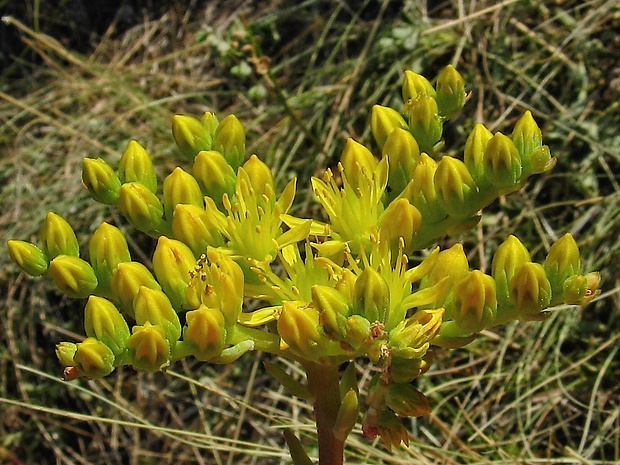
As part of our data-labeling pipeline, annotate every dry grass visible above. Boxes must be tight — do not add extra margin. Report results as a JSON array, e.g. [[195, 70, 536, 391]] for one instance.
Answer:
[[1, 1, 619, 464]]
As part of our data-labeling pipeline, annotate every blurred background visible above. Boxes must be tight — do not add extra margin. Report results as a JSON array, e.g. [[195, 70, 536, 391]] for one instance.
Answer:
[[1, 1, 618, 464]]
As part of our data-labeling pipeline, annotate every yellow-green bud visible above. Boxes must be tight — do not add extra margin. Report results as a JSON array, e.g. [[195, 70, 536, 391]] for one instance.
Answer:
[[512, 111, 557, 176], [277, 300, 328, 359], [40, 211, 79, 259], [242, 154, 275, 199], [133, 286, 182, 342], [402, 70, 436, 103], [435, 65, 466, 118], [370, 105, 408, 150], [340, 138, 377, 188], [405, 94, 443, 154], [388, 308, 444, 359], [453, 270, 497, 333], [509, 262, 552, 320], [81, 157, 121, 205], [88, 222, 131, 292], [73, 337, 115, 379], [127, 322, 170, 372], [172, 114, 212, 160], [152, 236, 196, 310], [201, 111, 219, 137], [56, 341, 77, 367], [423, 243, 469, 296], [118, 140, 158, 193], [7, 240, 48, 276], [483, 132, 522, 188], [406, 153, 443, 222], [110, 261, 161, 317], [192, 150, 237, 204], [375, 409, 409, 450], [48, 255, 98, 299], [162, 167, 204, 222], [434, 156, 478, 218], [388, 352, 433, 383], [182, 305, 226, 361], [385, 383, 431, 417], [378, 198, 422, 253], [492, 235, 532, 303], [212, 114, 245, 171], [353, 266, 390, 323], [84, 295, 130, 358], [544, 233, 580, 299], [464, 123, 493, 183], [562, 272, 601, 306], [382, 128, 420, 198], [117, 182, 164, 233], [172, 204, 224, 256]]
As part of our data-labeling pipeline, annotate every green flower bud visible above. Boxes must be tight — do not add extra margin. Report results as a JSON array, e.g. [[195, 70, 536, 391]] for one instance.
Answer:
[[434, 156, 478, 218], [509, 262, 552, 320], [353, 266, 390, 323], [388, 308, 444, 359], [172, 114, 212, 159], [181, 305, 226, 361], [563, 272, 601, 306], [340, 138, 377, 188], [378, 198, 422, 253], [118, 140, 158, 193], [544, 233, 581, 299], [73, 337, 115, 379], [88, 222, 131, 293], [511, 111, 556, 176], [527, 145, 556, 175], [277, 300, 328, 360], [81, 158, 121, 205], [48, 255, 98, 299], [242, 154, 275, 199], [84, 295, 130, 358], [385, 383, 431, 417], [313, 285, 350, 326], [127, 322, 171, 372], [56, 341, 77, 367], [172, 204, 224, 256], [406, 153, 443, 223], [382, 128, 420, 199], [402, 70, 436, 103], [483, 132, 522, 188], [162, 167, 204, 222], [7, 240, 48, 276], [110, 261, 161, 317], [133, 286, 182, 342], [388, 352, 433, 383], [332, 389, 359, 441], [375, 409, 409, 450], [423, 243, 469, 295], [152, 236, 196, 310], [370, 104, 408, 150], [405, 94, 443, 154], [117, 182, 164, 233], [192, 150, 237, 204], [464, 123, 493, 183], [492, 235, 532, 304], [40, 211, 79, 259], [435, 65, 466, 118], [201, 111, 219, 138], [453, 270, 497, 333], [212, 114, 245, 171]]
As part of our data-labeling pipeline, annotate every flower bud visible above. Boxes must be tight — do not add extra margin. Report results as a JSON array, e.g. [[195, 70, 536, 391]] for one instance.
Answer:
[[435, 65, 466, 118], [110, 261, 161, 317], [201, 111, 219, 137], [277, 300, 328, 359], [118, 140, 158, 193], [212, 114, 246, 171], [562, 272, 601, 306], [434, 156, 478, 217], [402, 70, 436, 103], [464, 123, 493, 183], [127, 322, 171, 372], [182, 305, 226, 361], [48, 255, 98, 299], [492, 235, 532, 303], [422, 243, 469, 295], [73, 337, 115, 379], [385, 383, 431, 417], [172, 204, 225, 256], [84, 296, 130, 359], [56, 341, 77, 367], [81, 158, 121, 205], [340, 138, 377, 188], [378, 198, 422, 253], [483, 132, 522, 188], [388, 352, 433, 383], [7, 240, 48, 276], [353, 266, 390, 323], [370, 104, 408, 150], [405, 94, 443, 154], [152, 236, 196, 310], [544, 233, 580, 298], [511, 111, 556, 176], [375, 409, 409, 450], [88, 222, 131, 292], [313, 285, 350, 332], [509, 262, 552, 320], [242, 154, 275, 198], [192, 150, 237, 204], [382, 128, 420, 198], [133, 286, 182, 342], [162, 167, 204, 221], [118, 182, 164, 233], [527, 145, 556, 175], [406, 153, 443, 222], [172, 114, 212, 159], [333, 389, 359, 441], [40, 211, 79, 259], [453, 270, 497, 333], [388, 308, 444, 359]]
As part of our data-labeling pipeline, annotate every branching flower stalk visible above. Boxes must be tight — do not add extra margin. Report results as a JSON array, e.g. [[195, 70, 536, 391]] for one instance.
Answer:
[[8, 66, 600, 465]]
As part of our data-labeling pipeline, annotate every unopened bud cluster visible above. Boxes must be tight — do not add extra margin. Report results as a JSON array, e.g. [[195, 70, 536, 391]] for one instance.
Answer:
[[8, 66, 600, 451]]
